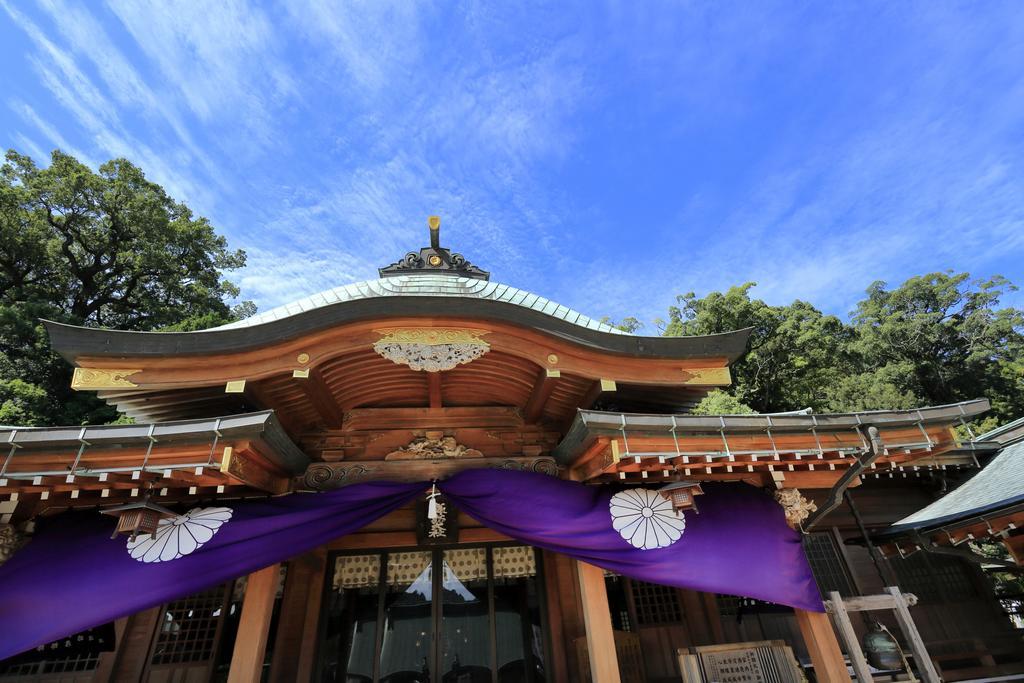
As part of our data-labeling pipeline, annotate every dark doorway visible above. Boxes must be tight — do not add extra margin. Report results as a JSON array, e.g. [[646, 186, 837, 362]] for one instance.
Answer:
[[317, 545, 547, 683]]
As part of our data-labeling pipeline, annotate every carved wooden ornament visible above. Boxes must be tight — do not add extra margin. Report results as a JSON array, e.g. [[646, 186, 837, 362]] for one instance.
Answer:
[[774, 488, 818, 529], [385, 432, 483, 460], [373, 328, 489, 372], [71, 368, 141, 390]]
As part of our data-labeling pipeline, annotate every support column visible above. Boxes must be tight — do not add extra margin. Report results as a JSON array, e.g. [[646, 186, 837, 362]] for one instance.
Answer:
[[794, 609, 851, 683], [575, 560, 621, 683], [227, 563, 280, 683]]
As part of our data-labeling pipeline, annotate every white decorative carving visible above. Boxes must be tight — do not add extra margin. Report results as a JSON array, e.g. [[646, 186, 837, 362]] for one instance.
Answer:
[[373, 328, 490, 372], [609, 488, 686, 551], [126, 507, 233, 563], [774, 488, 817, 529], [374, 341, 488, 372]]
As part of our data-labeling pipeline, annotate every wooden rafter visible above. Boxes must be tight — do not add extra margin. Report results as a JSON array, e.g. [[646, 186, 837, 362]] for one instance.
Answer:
[[297, 367, 345, 428], [524, 369, 561, 423]]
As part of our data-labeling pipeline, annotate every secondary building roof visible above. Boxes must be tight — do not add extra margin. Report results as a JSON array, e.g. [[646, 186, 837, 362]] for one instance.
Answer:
[[887, 416, 1024, 535]]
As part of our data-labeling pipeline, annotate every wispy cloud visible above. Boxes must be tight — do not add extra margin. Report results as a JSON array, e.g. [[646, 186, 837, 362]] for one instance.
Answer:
[[2, 1, 1022, 322]]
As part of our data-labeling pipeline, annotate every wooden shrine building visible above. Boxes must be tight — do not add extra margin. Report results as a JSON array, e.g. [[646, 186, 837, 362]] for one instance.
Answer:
[[1, 221, 1021, 683]]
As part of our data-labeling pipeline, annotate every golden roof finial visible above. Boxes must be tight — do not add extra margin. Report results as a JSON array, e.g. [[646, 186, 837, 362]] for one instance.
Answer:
[[428, 215, 441, 249]]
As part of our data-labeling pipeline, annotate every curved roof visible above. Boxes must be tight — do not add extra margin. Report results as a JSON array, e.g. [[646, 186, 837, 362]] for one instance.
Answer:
[[42, 273, 752, 362], [212, 274, 629, 334], [887, 417, 1024, 534]]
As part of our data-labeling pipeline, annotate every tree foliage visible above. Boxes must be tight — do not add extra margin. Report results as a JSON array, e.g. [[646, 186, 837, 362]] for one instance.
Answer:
[[1, 150, 250, 425], [660, 275, 1024, 423]]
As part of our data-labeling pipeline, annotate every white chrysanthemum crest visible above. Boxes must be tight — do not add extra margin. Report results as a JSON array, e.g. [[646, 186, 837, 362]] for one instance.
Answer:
[[126, 507, 233, 563], [609, 488, 686, 550]]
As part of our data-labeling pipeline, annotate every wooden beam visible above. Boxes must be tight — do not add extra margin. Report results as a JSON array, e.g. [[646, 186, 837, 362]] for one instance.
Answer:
[[576, 560, 621, 683], [227, 563, 280, 683], [826, 592, 874, 683], [524, 369, 560, 423], [428, 372, 443, 409], [579, 379, 616, 411], [342, 406, 523, 431], [220, 446, 289, 495], [244, 380, 303, 435], [297, 367, 345, 428], [885, 586, 941, 683], [1005, 534, 1024, 565], [794, 609, 851, 683]]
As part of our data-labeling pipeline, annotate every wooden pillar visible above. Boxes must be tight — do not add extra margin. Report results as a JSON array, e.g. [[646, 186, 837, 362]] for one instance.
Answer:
[[227, 563, 281, 683], [269, 551, 327, 683], [794, 609, 851, 683], [575, 560, 621, 683]]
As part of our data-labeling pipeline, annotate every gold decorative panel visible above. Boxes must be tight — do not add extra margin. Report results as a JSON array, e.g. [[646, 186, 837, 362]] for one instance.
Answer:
[[71, 367, 141, 390]]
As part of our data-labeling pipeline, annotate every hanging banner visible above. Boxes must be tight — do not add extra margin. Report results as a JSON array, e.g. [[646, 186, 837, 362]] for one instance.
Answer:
[[0, 481, 424, 660], [439, 469, 822, 612], [0, 471, 820, 660]]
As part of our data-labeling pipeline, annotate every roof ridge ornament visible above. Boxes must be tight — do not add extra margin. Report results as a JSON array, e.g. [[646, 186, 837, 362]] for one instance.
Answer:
[[378, 216, 490, 280]]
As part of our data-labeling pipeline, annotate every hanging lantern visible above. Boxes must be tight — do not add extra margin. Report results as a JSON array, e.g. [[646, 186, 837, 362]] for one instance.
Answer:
[[862, 622, 904, 671], [658, 481, 704, 515], [101, 497, 177, 541]]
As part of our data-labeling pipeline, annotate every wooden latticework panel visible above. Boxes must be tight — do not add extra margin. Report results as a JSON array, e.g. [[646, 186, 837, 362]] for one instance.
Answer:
[[631, 580, 683, 625], [150, 583, 231, 665], [802, 532, 856, 597], [890, 552, 979, 603]]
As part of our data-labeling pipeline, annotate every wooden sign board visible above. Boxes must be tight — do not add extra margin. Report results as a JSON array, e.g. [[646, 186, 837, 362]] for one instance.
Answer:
[[415, 494, 459, 546], [678, 640, 806, 683]]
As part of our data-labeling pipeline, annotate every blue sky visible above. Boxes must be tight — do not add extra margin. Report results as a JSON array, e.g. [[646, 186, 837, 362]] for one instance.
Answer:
[[2, 1, 1023, 329]]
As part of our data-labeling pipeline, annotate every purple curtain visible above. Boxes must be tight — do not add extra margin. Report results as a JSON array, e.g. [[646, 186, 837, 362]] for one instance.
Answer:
[[0, 471, 820, 660], [439, 470, 822, 612], [0, 481, 424, 660]]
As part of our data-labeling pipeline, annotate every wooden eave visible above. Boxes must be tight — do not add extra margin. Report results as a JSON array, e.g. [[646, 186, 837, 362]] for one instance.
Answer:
[[554, 400, 990, 490], [42, 300, 751, 362], [50, 316, 745, 430], [0, 412, 308, 518]]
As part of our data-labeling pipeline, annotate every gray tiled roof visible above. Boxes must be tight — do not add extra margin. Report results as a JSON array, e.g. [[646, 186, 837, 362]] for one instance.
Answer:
[[890, 438, 1024, 532], [209, 273, 629, 335]]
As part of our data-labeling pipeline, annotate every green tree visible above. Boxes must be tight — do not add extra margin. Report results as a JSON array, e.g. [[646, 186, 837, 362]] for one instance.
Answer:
[[664, 284, 852, 413], [654, 273, 1024, 422], [848, 273, 1024, 421], [1, 150, 251, 425], [690, 390, 756, 415]]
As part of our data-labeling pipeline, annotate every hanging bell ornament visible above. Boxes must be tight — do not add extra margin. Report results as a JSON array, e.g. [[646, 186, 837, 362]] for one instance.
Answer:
[[863, 622, 904, 671]]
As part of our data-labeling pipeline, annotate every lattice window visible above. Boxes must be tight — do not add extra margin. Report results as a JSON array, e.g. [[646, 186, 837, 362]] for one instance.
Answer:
[[0, 653, 99, 677], [803, 532, 856, 597], [631, 580, 682, 625], [150, 583, 231, 665], [0, 625, 111, 677], [891, 552, 978, 603]]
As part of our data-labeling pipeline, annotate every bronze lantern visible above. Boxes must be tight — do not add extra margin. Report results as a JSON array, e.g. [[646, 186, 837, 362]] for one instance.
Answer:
[[658, 481, 705, 515], [101, 498, 177, 541]]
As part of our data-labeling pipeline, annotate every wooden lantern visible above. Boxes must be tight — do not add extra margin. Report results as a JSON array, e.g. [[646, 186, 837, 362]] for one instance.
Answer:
[[659, 482, 705, 515], [101, 498, 177, 541]]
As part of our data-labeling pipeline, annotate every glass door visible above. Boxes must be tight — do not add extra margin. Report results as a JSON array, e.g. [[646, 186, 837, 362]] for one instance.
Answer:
[[318, 545, 547, 683]]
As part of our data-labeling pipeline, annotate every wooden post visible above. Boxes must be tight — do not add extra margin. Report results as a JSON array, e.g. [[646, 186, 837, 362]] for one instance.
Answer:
[[885, 586, 941, 683], [794, 609, 851, 683], [227, 563, 280, 683], [575, 560, 621, 683], [826, 592, 874, 683]]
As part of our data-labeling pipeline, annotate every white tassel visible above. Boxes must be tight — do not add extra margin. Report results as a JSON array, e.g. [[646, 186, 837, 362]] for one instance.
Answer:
[[427, 483, 439, 519]]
